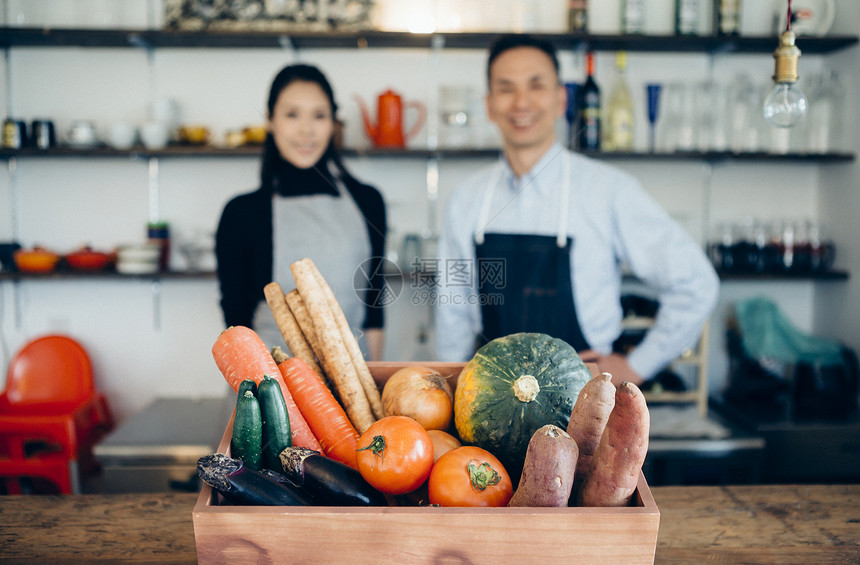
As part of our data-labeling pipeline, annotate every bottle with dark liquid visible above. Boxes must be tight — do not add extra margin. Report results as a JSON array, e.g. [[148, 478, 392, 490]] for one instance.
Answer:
[[577, 51, 601, 152]]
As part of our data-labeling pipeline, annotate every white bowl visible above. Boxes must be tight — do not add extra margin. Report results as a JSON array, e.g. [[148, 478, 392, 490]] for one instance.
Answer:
[[141, 122, 169, 150], [116, 260, 159, 275], [108, 123, 138, 150], [117, 244, 161, 263]]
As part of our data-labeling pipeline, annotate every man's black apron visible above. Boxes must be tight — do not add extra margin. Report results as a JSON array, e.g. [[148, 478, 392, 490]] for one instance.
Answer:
[[473, 157, 590, 351]]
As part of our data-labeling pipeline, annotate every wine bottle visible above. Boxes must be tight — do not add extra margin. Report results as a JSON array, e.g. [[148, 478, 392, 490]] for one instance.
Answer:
[[568, 0, 587, 33], [577, 52, 600, 152], [715, 0, 741, 36], [603, 51, 635, 152]]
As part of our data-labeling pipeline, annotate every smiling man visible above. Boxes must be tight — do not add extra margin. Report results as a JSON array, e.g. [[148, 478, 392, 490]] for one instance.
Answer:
[[434, 34, 719, 386]]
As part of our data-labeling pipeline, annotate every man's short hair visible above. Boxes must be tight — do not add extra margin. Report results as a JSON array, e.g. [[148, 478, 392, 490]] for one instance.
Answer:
[[487, 34, 560, 84]]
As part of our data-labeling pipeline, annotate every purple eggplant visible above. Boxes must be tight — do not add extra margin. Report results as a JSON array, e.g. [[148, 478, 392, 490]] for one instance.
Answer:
[[279, 447, 387, 506], [197, 453, 313, 506]]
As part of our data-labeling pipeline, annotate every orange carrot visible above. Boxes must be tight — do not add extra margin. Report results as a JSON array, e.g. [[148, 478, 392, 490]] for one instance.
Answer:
[[212, 326, 322, 452], [276, 350, 360, 470]]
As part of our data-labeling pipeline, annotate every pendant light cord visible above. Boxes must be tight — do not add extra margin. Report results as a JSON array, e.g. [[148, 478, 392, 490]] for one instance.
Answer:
[[786, 0, 792, 32]]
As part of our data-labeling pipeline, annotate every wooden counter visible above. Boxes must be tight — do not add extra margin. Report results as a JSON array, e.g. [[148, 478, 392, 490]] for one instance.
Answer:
[[0, 485, 858, 564]]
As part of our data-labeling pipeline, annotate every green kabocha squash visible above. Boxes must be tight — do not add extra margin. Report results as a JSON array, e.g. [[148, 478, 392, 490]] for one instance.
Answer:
[[454, 333, 591, 478]]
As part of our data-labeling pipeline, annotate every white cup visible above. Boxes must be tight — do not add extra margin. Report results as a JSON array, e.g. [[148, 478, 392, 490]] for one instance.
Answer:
[[67, 120, 99, 147], [108, 123, 137, 150], [141, 122, 169, 149]]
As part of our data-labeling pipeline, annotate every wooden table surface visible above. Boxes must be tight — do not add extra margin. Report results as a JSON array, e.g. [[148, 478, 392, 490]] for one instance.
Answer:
[[1, 484, 858, 564]]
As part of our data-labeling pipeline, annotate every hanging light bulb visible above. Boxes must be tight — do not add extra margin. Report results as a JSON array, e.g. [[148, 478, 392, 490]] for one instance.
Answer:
[[763, 0, 808, 128]]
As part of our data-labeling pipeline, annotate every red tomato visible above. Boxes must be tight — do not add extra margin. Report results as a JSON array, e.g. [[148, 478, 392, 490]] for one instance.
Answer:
[[355, 416, 434, 495], [428, 446, 513, 507]]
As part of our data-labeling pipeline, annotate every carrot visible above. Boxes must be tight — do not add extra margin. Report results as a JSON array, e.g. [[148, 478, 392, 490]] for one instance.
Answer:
[[274, 348, 360, 470], [212, 326, 322, 451]]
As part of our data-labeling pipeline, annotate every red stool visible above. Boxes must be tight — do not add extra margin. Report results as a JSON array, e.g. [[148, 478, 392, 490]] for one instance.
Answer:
[[0, 335, 114, 494]]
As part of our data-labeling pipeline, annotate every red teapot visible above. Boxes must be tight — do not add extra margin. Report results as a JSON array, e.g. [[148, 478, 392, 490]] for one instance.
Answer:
[[355, 89, 426, 148]]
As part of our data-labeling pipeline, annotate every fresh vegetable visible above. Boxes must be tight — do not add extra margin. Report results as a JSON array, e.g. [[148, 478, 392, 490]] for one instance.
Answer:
[[279, 447, 386, 506], [285, 291, 327, 376], [577, 381, 650, 508], [230, 389, 263, 471], [197, 453, 314, 506], [212, 325, 321, 451], [237, 378, 257, 398], [308, 259, 384, 420], [290, 259, 377, 433], [382, 366, 454, 431], [507, 425, 578, 507], [263, 281, 325, 380], [454, 332, 591, 479], [567, 371, 615, 496], [427, 446, 513, 507], [355, 415, 434, 495], [258, 374, 292, 472], [427, 429, 461, 462], [275, 349, 360, 470]]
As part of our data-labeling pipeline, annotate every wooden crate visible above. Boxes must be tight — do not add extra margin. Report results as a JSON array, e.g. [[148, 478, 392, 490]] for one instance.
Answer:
[[193, 362, 660, 564]]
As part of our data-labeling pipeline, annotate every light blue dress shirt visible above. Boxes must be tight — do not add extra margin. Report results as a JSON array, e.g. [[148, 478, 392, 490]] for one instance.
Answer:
[[434, 143, 719, 379]]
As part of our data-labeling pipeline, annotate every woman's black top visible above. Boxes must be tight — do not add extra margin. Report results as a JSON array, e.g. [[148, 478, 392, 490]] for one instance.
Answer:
[[215, 157, 386, 330]]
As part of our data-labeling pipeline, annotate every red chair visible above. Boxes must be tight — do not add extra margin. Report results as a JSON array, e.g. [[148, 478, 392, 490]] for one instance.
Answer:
[[0, 335, 114, 494]]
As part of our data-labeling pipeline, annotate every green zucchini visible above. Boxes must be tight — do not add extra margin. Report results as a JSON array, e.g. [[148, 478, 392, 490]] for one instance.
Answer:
[[258, 374, 291, 472], [231, 390, 262, 471], [237, 378, 257, 397]]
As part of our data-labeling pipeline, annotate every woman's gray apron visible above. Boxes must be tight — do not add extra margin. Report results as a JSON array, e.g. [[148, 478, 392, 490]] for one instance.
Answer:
[[252, 169, 371, 355]]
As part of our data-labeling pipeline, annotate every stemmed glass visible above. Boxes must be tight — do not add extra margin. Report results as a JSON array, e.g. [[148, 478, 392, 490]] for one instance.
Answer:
[[646, 84, 662, 152]]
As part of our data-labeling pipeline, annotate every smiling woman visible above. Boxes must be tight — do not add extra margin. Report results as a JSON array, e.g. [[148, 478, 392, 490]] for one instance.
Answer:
[[215, 64, 388, 361]]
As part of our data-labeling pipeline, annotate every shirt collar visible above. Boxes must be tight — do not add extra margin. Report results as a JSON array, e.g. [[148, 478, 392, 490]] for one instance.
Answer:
[[498, 142, 566, 193]]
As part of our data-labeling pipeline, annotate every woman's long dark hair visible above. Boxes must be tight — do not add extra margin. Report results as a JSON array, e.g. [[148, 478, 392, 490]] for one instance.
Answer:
[[260, 64, 356, 193]]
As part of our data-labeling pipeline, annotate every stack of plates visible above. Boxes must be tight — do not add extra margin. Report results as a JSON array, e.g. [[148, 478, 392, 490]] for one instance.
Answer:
[[116, 244, 161, 274]]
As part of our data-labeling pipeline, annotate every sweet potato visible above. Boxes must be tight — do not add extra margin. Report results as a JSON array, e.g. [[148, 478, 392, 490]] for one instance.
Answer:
[[577, 381, 649, 508], [567, 371, 615, 496], [507, 425, 579, 508]]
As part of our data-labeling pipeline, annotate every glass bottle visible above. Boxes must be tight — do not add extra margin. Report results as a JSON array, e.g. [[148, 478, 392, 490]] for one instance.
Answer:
[[568, 0, 587, 33], [603, 51, 634, 152], [576, 51, 601, 152], [621, 0, 645, 34], [675, 0, 700, 35], [715, 0, 741, 36]]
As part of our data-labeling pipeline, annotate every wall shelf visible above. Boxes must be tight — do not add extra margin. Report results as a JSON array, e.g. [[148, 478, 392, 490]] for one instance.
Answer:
[[0, 270, 216, 282], [716, 269, 850, 281], [0, 146, 854, 163], [0, 27, 857, 54]]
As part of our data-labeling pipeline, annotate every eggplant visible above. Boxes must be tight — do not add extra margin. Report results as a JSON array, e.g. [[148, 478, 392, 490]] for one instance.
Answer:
[[197, 453, 314, 506], [279, 447, 387, 506]]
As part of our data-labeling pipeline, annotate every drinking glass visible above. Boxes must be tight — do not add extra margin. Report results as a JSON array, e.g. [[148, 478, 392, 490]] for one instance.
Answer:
[[646, 83, 662, 152]]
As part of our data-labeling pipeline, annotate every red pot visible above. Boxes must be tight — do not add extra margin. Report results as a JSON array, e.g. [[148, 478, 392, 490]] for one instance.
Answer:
[[66, 246, 114, 271]]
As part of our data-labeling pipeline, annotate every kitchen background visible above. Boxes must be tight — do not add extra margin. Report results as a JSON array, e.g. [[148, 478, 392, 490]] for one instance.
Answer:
[[0, 0, 858, 448]]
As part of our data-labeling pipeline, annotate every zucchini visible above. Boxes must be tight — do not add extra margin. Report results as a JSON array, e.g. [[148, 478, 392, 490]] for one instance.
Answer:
[[197, 453, 313, 506], [258, 374, 291, 472], [279, 447, 386, 506], [237, 378, 257, 397], [231, 390, 262, 471]]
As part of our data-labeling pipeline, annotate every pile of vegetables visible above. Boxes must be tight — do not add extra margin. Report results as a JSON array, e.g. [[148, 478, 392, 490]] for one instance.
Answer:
[[198, 258, 650, 509]]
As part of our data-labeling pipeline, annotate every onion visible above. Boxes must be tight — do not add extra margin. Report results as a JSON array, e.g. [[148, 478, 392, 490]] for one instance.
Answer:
[[427, 430, 461, 462], [381, 366, 454, 431]]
